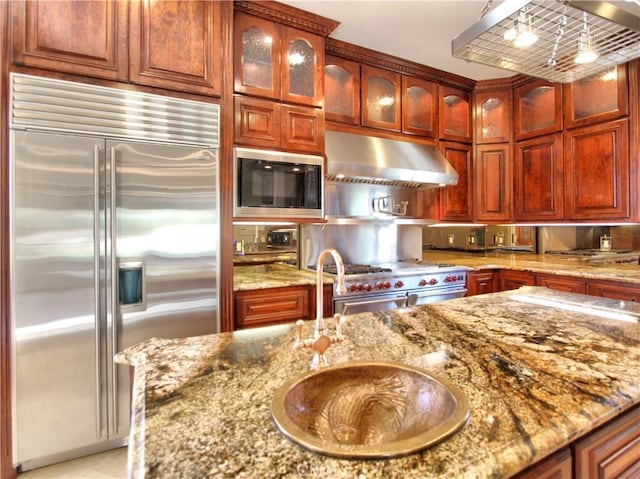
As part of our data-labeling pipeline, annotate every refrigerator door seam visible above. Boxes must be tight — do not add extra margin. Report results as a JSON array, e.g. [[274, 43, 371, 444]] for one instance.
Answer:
[[109, 146, 119, 435], [93, 145, 103, 439]]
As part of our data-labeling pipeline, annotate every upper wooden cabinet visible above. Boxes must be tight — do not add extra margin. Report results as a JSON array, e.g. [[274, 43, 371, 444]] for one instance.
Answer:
[[129, 0, 222, 96], [402, 77, 438, 138], [10, 0, 128, 81], [440, 86, 472, 143], [474, 143, 512, 223], [514, 134, 564, 222], [324, 55, 360, 124], [361, 65, 401, 131], [564, 119, 629, 220], [474, 89, 511, 144], [234, 11, 323, 107], [514, 80, 562, 140], [439, 141, 473, 221], [564, 64, 629, 129]]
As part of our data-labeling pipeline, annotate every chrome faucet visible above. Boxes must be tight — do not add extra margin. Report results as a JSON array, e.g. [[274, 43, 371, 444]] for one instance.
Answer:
[[294, 248, 347, 368]]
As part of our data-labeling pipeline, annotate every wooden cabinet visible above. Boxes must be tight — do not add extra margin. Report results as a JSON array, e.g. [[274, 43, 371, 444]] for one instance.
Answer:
[[439, 141, 473, 221], [10, 0, 128, 81], [440, 86, 472, 143], [514, 80, 562, 140], [234, 11, 323, 106], [574, 405, 640, 478], [466, 270, 498, 296], [514, 448, 572, 479], [474, 89, 511, 144], [498, 270, 535, 291], [564, 64, 628, 129], [564, 119, 629, 220], [234, 95, 322, 152], [474, 143, 512, 223], [402, 76, 438, 138], [324, 55, 360, 124], [361, 65, 401, 131], [129, 0, 222, 96], [514, 134, 564, 221], [234, 284, 332, 329], [587, 280, 639, 302], [535, 274, 586, 294]]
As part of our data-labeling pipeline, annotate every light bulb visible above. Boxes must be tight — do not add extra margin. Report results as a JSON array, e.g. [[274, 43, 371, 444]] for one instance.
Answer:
[[575, 12, 598, 64], [514, 30, 538, 47]]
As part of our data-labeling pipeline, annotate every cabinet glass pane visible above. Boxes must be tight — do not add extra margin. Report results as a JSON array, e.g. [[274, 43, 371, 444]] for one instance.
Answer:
[[520, 86, 555, 133], [367, 76, 396, 124], [481, 97, 504, 139], [406, 86, 433, 131], [325, 65, 354, 117], [572, 67, 618, 120], [242, 27, 273, 90], [443, 94, 468, 136], [287, 39, 314, 98]]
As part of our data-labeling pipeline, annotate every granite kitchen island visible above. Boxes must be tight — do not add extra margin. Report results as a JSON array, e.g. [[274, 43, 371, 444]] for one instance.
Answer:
[[116, 286, 640, 478]]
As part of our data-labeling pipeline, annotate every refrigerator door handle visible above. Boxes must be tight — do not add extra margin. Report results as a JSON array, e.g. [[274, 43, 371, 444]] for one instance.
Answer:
[[109, 146, 119, 434], [93, 145, 103, 438]]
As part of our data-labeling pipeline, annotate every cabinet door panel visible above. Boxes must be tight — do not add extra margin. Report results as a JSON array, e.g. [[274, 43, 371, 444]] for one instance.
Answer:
[[439, 142, 472, 221], [535, 274, 586, 294], [514, 448, 572, 479], [402, 76, 438, 137], [498, 270, 534, 292], [564, 119, 629, 220], [587, 280, 639, 302], [235, 286, 310, 328], [324, 55, 360, 124], [466, 271, 497, 296], [514, 134, 563, 221], [361, 65, 401, 131], [281, 27, 323, 106], [440, 87, 472, 142], [515, 81, 562, 140], [234, 12, 281, 100], [475, 144, 512, 222], [281, 105, 324, 153], [129, 0, 222, 96], [474, 89, 511, 144], [234, 96, 281, 148], [11, 0, 128, 81]]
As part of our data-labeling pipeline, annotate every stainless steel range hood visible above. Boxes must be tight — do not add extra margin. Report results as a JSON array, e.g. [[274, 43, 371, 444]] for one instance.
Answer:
[[325, 130, 459, 188]]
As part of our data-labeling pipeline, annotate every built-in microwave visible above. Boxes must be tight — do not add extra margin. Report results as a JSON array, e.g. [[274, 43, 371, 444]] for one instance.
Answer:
[[233, 147, 324, 219]]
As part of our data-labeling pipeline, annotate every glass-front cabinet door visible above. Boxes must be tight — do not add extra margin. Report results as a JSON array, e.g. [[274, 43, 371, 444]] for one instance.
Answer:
[[361, 65, 401, 131], [514, 80, 562, 140], [402, 76, 437, 138], [324, 55, 360, 124], [281, 26, 323, 106], [439, 86, 471, 142], [474, 90, 511, 144]]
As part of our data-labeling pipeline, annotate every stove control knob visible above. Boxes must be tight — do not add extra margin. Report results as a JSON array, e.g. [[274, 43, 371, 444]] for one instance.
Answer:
[[429, 278, 438, 285], [394, 280, 404, 289], [364, 283, 372, 292], [375, 281, 383, 290], [356, 283, 365, 292], [348, 284, 358, 293], [419, 279, 427, 286], [383, 281, 391, 289], [444, 276, 452, 283]]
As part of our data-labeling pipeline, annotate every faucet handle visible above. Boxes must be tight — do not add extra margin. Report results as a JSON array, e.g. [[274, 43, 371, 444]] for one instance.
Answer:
[[294, 319, 305, 349], [334, 313, 343, 339]]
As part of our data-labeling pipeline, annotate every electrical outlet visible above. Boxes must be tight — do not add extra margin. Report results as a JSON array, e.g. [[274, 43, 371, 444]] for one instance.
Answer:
[[447, 234, 455, 246]]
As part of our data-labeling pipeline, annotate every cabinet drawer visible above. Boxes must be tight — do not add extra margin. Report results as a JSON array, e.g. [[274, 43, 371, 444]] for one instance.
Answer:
[[235, 286, 310, 328], [536, 274, 586, 294], [587, 280, 639, 302], [514, 448, 572, 479], [498, 270, 535, 292]]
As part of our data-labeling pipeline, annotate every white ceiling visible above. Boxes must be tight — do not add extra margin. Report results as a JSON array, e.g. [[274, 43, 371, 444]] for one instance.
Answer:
[[281, 0, 515, 81]]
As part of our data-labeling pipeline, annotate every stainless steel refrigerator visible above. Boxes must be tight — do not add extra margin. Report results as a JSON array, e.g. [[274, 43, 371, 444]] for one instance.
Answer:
[[9, 74, 220, 470]]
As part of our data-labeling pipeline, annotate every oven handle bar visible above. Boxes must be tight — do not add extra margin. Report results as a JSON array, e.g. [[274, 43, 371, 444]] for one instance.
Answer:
[[407, 287, 467, 306], [338, 295, 408, 315]]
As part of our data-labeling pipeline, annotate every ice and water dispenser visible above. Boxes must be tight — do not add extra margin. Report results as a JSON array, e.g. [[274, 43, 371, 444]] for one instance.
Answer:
[[118, 259, 145, 312]]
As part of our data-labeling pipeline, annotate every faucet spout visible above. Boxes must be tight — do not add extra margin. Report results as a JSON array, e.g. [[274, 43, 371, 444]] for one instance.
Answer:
[[316, 248, 346, 336]]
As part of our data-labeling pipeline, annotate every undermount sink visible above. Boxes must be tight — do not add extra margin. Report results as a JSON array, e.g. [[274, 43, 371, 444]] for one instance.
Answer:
[[271, 361, 470, 458]]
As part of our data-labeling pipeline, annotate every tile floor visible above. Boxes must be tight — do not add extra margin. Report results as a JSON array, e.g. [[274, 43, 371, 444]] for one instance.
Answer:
[[18, 447, 127, 479]]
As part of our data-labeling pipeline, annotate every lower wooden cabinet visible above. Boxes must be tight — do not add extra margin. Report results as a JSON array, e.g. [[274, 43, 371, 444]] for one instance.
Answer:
[[535, 274, 587, 294], [235, 284, 332, 329], [587, 280, 640, 302], [514, 448, 572, 479], [498, 270, 535, 292], [466, 270, 498, 296], [573, 405, 640, 479]]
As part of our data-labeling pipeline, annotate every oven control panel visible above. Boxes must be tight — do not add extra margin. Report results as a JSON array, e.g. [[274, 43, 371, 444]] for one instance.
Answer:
[[341, 270, 467, 296]]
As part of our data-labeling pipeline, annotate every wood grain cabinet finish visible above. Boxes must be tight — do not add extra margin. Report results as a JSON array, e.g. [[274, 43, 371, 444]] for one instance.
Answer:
[[10, 0, 128, 81], [361, 65, 401, 131], [324, 55, 360, 124], [440, 86, 472, 143], [439, 141, 473, 221], [474, 89, 511, 144], [234, 12, 323, 107], [402, 76, 438, 138], [514, 448, 572, 479], [564, 64, 628, 129], [498, 270, 535, 292], [586, 280, 639, 302], [466, 271, 498, 296], [129, 0, 222, 96], [280, 104, 324, 153], [514, 80, 562, 140], [535, 274, 587, 294], [514, 134, 564, 221], [234, 95, 281, 148], [474, 143, 512, 223], [564, 119, 629, 220], [574, 405, 640, 479]]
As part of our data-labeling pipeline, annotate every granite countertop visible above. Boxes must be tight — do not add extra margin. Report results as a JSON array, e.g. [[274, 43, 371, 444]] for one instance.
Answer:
[[234, 263, 332, 291], [422, 251, 640, 285], [117, 286, 640, 478]]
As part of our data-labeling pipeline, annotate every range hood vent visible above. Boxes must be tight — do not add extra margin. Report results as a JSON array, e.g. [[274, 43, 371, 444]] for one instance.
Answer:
[[325, 130, 459, 189]]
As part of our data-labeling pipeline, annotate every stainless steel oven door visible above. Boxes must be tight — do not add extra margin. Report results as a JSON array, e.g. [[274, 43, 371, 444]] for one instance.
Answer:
[[334, 292, 408, 315], [407, 287, 467, 306]]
